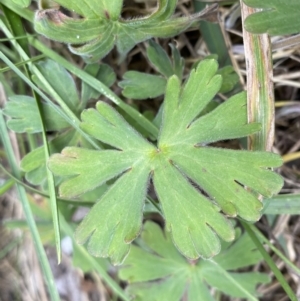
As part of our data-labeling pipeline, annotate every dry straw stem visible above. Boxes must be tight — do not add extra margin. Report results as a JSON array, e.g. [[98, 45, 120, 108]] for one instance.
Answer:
[[240, 1, 274, 152]]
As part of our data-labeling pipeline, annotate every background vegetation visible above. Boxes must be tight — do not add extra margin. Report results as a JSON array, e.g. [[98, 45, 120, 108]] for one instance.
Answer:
[[1, 0, 300, 300]]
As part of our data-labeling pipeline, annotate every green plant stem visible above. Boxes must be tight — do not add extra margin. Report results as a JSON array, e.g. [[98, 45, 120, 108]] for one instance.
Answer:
[[251, 225, 300, 276], [242, 221, 297, 301], [0, 178, 15, 195], [0, 110, 61, 301], [0, 54, 45, 73], [1, 4, 62, 263], [0, 0, 32, 21]]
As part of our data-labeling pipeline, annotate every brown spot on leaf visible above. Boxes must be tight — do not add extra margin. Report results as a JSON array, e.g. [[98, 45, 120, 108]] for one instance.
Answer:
[[35, 9, 68, 25], [105, 10, 110, 19]]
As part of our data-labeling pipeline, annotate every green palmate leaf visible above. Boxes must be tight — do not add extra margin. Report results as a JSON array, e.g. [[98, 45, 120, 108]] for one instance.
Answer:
[[119, 71, 167, 99], [119, 221, 269, 301], [3, 95, 69, 133], [48, 59, 283, 265], [243, 0, 300, 35], [34, 0, 218, 62]]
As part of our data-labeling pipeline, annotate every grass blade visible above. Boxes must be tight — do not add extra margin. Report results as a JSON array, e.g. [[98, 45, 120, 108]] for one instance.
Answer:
[[1, 4, 61, 262], [0, 0, 159, 138], [0, 17, 101, 149], [193, 2, 232, 67], [240, 1, 274, 151], [28, 37, 159, 138], [263, 194, 300, 215], [0, 110, 61, 301], [242, 222, 297, 301]]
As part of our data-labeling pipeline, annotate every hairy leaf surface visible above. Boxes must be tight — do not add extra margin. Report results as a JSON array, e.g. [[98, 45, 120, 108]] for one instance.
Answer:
[[3, 95, 69, 133], [34, 0, 218, 61], [49, 59, 283, 264]]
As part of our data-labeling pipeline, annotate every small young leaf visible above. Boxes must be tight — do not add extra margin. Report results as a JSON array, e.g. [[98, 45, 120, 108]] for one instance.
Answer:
[[119, 71, 167, 99], [243, 0, 300, 35], [170, 43, 184, 80], [49, 59, 283, 264], [119, 221, 269, 300], [147, 40, 174, 78], [3, 95, 69, 133]]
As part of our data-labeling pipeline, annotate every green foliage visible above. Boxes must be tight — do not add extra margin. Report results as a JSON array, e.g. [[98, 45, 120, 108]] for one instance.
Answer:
[[81, 63, 116, 105], [3, 95, 69, 133], [119, 40, 239, 100], [119, 221, 269, 301], [34, 0, 216, 62], [147, 40, 184, 79], [217, 65, 239, 93], [48, 59, 283, 265], [0, 1, 291, 300], [3, 59, 114, 185], [119, 71, 167, 100], [243, 0, 300, 35], [33, 59, 80, 113], [21, 130, 84, 185]]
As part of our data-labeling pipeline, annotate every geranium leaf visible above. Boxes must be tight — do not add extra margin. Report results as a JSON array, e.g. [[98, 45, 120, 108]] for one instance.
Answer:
[[119, 71, 167, 99], [75, 164, 150, 265], [49, 147, 138, 198], [158, 59, 222, 143], [153, 161, 234, 259], [49, 58, 283, 264], [3, 95, 69, 133], [119, 221, 269, 300], [34, 1, 218, 61], [243, 0, 300, 35]]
